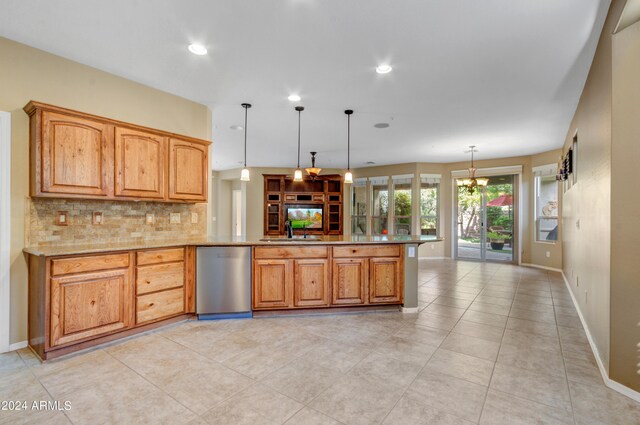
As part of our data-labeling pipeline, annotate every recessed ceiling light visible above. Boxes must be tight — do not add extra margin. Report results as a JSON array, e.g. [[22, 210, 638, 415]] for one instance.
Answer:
[[188, 43, 207, 55], [288, 94, 301, 102], [374, 123, 390, 128], [375, 64, 392, 74], [230, 125, 243, 131]]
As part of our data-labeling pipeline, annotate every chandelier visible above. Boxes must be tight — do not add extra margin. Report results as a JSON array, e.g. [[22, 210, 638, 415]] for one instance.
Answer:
[[457, 145, 488, 194]]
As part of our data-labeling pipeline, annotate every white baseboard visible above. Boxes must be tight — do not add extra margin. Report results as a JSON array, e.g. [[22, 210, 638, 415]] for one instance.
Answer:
[[521, 263, 562, 273], [561, 272, 640, 403], [400, 307, 419, 313], [9, 340, 27, 351]]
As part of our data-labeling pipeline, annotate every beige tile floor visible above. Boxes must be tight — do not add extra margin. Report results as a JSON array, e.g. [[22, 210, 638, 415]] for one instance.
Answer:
[[2, 259, 640, 424]]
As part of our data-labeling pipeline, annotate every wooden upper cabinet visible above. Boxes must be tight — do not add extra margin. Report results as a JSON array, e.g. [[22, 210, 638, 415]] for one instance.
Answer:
[[168, 138, 208, 202], [114, 127, 166, 199], [40, 111, 112, 197], [294, 259, 330, 307], [24, 101, 211, 203], [369, 258, 402, 304]]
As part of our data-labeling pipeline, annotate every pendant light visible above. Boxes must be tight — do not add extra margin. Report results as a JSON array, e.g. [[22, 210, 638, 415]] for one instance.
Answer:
[[305, 151, 322, 180], [294, 106, 304, 182], [240, 103, 251, 181], [456, 145, 489, 194], [344, 109, 354, 184]]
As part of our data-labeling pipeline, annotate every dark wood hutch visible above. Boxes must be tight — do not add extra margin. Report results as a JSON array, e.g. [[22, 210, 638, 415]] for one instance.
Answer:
[[264, 174, 344, 236]]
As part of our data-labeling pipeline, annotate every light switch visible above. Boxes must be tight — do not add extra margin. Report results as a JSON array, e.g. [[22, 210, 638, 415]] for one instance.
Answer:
[[92, 211, 103, 225], [146, 213, 155, 224], [408, 246, 416, 258], [191, 212, 198, 224], [170, 213, 181, 224]]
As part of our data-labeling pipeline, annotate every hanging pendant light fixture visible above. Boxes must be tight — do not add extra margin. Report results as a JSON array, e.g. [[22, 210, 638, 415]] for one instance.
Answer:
[[456, 145, 489, 194], [240, 103, 251, 181], [294, 106, 304, 181], [305, 151, 322, 180], [344, 109, 354, 184]]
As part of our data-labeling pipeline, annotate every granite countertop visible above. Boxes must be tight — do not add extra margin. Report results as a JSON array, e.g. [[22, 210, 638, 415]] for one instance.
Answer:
[[24, 234, 443, 257]]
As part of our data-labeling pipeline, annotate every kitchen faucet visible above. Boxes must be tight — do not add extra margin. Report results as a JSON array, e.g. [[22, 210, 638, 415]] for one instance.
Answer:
[[285, 220, 293, 238]]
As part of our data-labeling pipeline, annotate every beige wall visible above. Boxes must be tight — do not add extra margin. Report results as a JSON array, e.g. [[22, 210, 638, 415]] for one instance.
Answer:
[[0, 37, 211, 345], [215, 156, 563, 267], [611, 17, 640, 390], [560, 0, 626, 377]]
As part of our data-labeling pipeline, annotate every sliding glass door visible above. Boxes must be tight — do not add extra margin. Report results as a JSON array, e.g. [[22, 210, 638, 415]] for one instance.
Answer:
[[455, 175, 515, 262]]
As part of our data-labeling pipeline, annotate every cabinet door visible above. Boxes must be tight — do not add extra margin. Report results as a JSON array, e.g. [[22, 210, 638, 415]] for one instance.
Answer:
[[332, 258, 367, 305], [114, 127, 166, 199], [253, 259, 293, 309], [369, 258, 402, 304], [41, 111, 112, 196], [50, 268, 132, 347], [168, 138, 208, 201], [294, 259, 329, 307]]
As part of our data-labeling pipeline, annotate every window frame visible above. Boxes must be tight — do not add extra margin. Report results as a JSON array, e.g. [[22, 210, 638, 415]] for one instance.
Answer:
[[533, 166, 559, 244], [419, 180, 440, 238]]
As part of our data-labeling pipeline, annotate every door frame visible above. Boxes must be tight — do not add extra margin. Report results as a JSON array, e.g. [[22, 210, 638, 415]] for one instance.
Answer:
[[232, 189, 242, 237], [451, 171, 521, 264], [0, 112, 11, 353]]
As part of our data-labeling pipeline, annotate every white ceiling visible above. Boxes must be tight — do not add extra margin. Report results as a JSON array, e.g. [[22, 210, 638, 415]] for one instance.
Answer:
[[0, 0, 610, 170]]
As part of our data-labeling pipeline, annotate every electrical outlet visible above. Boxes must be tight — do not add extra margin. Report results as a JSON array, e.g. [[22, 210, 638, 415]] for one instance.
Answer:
[[55, 211, 68, 226], [146, 213, 155, 224], [431, 244, 435, 250], [92, 211, 103, 225], [191, 212, 198, 224], [170, 213, 181, 224], [546, 251, 550, 258]]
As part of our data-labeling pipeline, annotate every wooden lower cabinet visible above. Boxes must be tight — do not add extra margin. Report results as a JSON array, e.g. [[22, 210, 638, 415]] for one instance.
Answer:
[[369, 258, 402, 304], [50, 268, 132, 348], [29, 246, 195, 360], [136, 288, 184, 324], [294, 259, 330, 307], [252, 244, 405, 311], [331, 258, 367, 305], [253, 259, 293, 309]]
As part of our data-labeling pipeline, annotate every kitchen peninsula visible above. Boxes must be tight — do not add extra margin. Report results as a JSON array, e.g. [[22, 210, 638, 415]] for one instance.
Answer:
[[24, 235, 438, 360]]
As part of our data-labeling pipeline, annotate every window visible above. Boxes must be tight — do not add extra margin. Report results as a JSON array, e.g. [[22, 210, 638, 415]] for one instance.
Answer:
[[370, 177, 389, 235], [534, 165, 559, 242], [351, 179, 367, 234], [393, 176, 413, 235], [420, 175, 440, 236]]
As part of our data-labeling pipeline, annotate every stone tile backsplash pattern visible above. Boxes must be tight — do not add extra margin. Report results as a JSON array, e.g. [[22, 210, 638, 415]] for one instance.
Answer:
[[28, 199, 207, 247]]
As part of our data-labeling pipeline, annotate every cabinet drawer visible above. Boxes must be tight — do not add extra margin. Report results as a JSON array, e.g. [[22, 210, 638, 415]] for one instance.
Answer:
[[137, 248, 184, 266], [136, 288, 184, 324], [136, 262, 184, 295], [52, 253, 130, 276], [254, 246, 328, 259], [332, 245, 401, 258]]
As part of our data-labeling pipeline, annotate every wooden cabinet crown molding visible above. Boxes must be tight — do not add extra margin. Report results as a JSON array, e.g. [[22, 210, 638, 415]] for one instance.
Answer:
[[24, 101, 211, 203]]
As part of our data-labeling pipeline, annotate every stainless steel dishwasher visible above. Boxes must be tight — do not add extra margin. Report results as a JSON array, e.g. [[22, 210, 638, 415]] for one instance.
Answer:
[[196, 247, 252, 319]]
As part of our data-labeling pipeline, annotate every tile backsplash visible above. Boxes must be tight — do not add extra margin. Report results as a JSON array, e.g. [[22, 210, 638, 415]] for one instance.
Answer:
[[27, 198, 207, 247]]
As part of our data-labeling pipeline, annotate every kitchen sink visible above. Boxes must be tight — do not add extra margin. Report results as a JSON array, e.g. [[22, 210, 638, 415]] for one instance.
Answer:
[[259, 237, 321, 242]]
